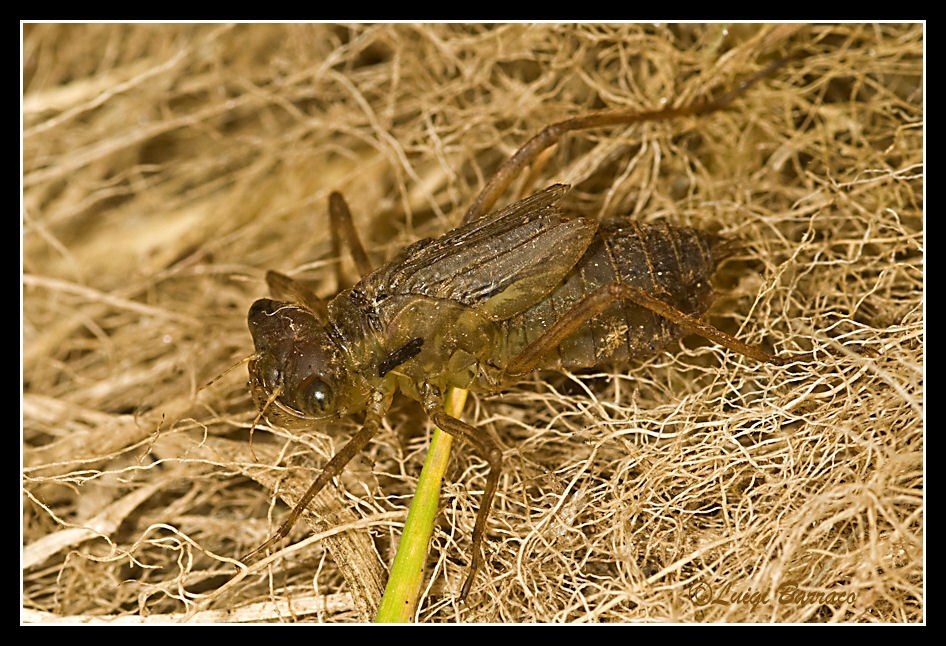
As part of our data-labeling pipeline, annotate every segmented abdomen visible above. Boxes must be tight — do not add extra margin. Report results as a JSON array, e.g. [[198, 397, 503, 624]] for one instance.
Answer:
[[502, 219, 729, 371]]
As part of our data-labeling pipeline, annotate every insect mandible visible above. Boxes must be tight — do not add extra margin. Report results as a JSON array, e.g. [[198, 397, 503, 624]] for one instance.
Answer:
[[240, 53, 801, 600]]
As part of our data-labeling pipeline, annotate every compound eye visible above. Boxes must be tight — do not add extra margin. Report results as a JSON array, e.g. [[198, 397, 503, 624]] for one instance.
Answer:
[[298, 376, 334, 417]]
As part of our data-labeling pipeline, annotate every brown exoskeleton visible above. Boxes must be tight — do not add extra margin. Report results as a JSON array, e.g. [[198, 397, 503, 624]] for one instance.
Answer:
[[241, 54, 800, 600]]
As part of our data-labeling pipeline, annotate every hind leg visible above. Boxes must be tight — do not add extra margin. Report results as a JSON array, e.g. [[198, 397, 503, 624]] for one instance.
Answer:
[[504, 282, 785, 378]]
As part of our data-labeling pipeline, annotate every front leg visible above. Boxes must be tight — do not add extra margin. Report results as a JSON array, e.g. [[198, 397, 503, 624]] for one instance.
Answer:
[[241, 388, 392, 564]]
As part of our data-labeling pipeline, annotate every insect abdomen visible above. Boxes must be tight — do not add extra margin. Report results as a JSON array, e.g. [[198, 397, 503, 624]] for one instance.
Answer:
[[502, 219, 730, 371]]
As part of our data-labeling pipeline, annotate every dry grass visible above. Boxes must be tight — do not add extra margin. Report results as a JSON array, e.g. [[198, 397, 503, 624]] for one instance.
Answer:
[[22, 23, 923, 623]]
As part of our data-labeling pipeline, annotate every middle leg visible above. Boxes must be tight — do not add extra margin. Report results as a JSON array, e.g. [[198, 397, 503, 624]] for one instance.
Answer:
[[420, 384, 504, 600]]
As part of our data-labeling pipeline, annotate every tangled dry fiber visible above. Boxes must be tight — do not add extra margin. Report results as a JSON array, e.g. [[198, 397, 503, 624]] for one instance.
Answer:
[[22, 23, 923, 623]]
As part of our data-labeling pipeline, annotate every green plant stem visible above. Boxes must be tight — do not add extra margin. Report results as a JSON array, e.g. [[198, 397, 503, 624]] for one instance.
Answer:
[[374, 387, 467, 622]]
